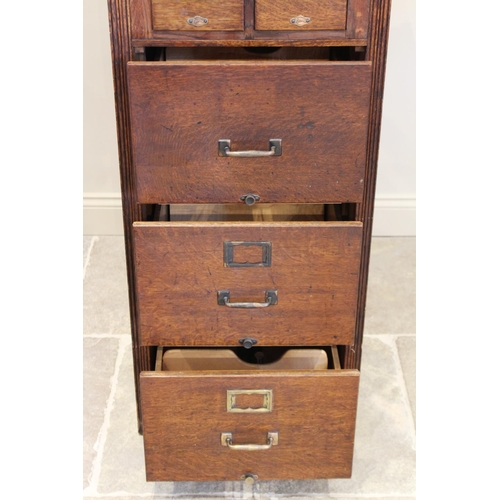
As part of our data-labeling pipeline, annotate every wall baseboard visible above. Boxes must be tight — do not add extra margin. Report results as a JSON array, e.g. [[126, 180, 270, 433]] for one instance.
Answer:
[[83, 193, 124, 236], [372, 196, 416, 237], [83, 194, 416, 237]]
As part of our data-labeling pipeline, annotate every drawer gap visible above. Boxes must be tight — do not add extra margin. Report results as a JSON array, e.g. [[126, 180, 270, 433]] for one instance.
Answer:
[[139, 203, 358, 222], [139, 46, 364, 62], [154, 345, 343, 371]]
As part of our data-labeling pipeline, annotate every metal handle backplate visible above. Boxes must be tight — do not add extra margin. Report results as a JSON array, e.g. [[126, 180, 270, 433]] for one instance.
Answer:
[[218, 139, 282, 157], [290, 15, 311, 27], [221, 432, 279, 451], [217, 290, 278, 308], [187, 16, 208, 27]]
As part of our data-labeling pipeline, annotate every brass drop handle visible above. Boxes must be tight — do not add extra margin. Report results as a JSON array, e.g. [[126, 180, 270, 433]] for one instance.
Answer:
[[221, 432, 279, 451], [218, 139, 282, 157], [217, 290, 278, 308]]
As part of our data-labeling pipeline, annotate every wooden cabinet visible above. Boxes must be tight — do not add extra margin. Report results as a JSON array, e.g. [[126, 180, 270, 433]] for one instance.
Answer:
[[254, 0, 348, 31], [108, 0, 392, 483], [150, 0, 245, 31]]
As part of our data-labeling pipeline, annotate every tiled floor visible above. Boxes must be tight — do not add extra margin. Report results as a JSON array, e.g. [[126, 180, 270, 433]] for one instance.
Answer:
[[83, 236, 416, 499]]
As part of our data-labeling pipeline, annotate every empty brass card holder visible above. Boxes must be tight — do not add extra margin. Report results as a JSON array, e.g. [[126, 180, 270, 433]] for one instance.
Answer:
[[221, 432, 279, 450], [224, 241, 272, 268], [227, 389, 273, 413]]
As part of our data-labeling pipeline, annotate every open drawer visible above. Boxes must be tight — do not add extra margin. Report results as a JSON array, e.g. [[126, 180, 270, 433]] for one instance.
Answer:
[[127, 60, 371, 204], [141, 346, 360, 481], [133, 220, 362, 346]]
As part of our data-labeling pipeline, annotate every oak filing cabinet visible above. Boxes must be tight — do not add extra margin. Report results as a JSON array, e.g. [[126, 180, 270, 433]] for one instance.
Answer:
[[107, 0, 392, 482]]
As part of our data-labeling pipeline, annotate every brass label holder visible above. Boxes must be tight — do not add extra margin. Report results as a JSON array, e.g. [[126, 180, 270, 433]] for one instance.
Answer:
[[227, 389, 273, 413], [224, 241, 272, 268]]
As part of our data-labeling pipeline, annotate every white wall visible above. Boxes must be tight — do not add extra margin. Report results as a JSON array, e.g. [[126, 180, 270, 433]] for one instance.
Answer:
[[83, 0, 122, 234], [374, 0, 416, 236], [83, 0, 415, 236]]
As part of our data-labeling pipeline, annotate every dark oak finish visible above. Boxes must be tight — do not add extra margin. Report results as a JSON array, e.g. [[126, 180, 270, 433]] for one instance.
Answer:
[[107, 0, 393, 479], [131, 36, 367, 47], [107, 0, 150, 432], [130, 0, 369, 46], [255, 0, 347, 31], [127, 61, 372, 204], [133, 222, 362, 346], [346, 0, 370, 39], [344, 0, 392, 371], [130, 0, 152, 39], [129, 0, 370, 45], [151, 0, 244, 31], [141, 369, 359, 481]]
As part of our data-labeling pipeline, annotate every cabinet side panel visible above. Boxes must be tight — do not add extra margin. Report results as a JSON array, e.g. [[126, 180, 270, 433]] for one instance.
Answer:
[[344, 0, 392, 370], [107, 0, 149, 431]]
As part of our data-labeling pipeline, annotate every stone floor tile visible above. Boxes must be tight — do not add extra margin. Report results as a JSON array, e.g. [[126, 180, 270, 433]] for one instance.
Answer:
[[83, 236, 93, 270], [330, 497, 415, 500], [83, 236, 131, 334], [170, 479, 329, 498], [97, 341, 161, 495], [365, 237, 416, 334], [329, 337, 415, 496], [251, 480, 329, 497], [83, 337, 120, 490], [396, 336, 416, 425]]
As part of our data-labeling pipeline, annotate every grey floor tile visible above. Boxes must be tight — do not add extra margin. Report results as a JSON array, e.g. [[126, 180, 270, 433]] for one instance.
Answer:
[[396, 336, 416, 425], [170, 479, 329, 498], [365, 237, 416, 334], [83, 235, 131, 334], [330, 497, 415, 500], [83, 337, 120, 490], [83, 236, 93, 270], [253, 480, 329, 498], [97, 341, 163, 495], [329, 337, 415, 496]]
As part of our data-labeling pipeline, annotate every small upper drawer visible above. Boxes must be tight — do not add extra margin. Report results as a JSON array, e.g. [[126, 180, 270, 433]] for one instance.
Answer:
[[151, 0, 244, 31], [255, 0, 347, 31]]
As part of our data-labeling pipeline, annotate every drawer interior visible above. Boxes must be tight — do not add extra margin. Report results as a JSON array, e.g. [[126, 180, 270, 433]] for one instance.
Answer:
[[140, 46, 366, 62], [156, 345, 343, 372], [141, 203, 359, 222]]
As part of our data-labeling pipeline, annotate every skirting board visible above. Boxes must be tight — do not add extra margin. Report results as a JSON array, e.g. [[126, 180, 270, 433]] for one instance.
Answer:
[[83, 194, 416, 237]]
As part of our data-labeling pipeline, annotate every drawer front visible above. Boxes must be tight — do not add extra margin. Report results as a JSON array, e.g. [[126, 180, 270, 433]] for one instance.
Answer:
[[127, 61, 372, 204], [133, 221, 362, 346], [151, 0, 244, 31], [255, 0, 347, 31], [141, 369, 359, 481]]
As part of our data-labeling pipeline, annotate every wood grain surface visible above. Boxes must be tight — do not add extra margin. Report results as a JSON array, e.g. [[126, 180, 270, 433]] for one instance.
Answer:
[[133, 221, 362, 346], [255, 0, 347, 31], [128, 61, 371, 204], [151, 0, 244, 31], [141, 369, 359, 480]]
